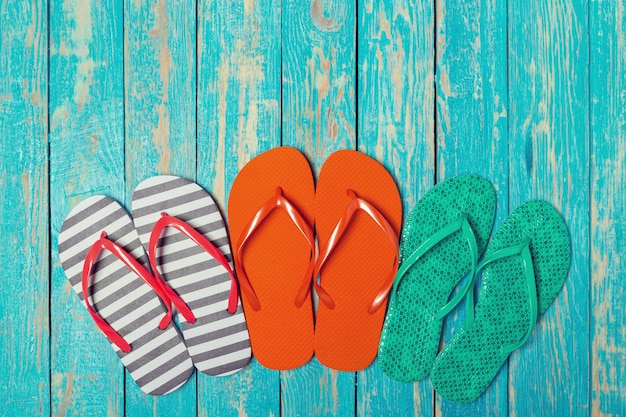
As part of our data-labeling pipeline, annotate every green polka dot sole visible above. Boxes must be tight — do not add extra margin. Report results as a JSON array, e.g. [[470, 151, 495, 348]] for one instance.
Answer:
[[378, 175, 496, 382], [429, 200, 571, 403]]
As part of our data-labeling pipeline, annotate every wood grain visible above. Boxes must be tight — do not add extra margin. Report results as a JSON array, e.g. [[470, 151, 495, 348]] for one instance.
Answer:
[[124, 0, 198, 414], [281, 0, 356, 415], [49, 0, 125, 415], [435, 0, 509, 415], [508, 1, 590, 415], [356, 0, 435, 414], [282, 0, 356, 174], [196, 0, 282, 415], [0, 0, 49, 415], [3, 1, 626, 415], [590, 1, 626, 415]]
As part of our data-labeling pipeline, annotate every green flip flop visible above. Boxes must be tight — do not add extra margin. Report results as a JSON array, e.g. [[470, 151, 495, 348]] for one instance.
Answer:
[[378, 175, 496, 382], [429, 200, 571, 403]]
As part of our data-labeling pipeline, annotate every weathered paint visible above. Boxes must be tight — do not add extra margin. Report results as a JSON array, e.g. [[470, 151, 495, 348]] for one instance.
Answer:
[[196, 0, 281, 415], [357, 0, 435, 415], [435, 0, 509, 415], [0, 0, 49, 415], [508, 0, 590, 416], [590, 0, 626, 415], [123, 0, 197, 414], [281, 0, 356, 415], [3, 0, 625, 415], [49, 0, 125, 416]]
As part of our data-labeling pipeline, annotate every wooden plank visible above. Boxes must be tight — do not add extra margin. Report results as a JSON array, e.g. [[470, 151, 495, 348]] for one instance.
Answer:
[[0, 0, 49, 415], [356, 0, 435, 415], [508, 0, 589, 415], [590, 0, 626, 415], [281, 0, 356, 415], [196, 0, 281, 415], [49, 0, 125, 415], [123, 0, 197, 414], [282, 0, 356, 173], [434, 0, 508, 415]]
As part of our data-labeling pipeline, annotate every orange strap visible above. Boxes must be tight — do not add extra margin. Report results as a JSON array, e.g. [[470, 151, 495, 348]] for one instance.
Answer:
[[235, 187, 315, 311], [314, 190, 399, 314]]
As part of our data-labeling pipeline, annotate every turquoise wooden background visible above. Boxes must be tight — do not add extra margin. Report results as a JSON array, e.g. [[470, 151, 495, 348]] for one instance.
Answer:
[[1, 0, 624, 415]]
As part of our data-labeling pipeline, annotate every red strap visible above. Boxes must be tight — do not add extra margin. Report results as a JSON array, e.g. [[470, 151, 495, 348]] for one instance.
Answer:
[[314, 190, 399, 314], [236, 187, 315, 311], [149, 212, 239, 321], [81, 232, 173, 353]]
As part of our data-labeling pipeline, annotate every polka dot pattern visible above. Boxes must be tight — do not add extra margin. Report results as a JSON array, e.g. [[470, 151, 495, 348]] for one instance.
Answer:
[[430, 200, 571, 403], [378, 175, 496, 382]]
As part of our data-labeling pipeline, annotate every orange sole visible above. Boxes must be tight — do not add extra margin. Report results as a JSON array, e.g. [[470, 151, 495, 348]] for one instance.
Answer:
[[314, 150, 402, 371], [228, 147, 315, 370]]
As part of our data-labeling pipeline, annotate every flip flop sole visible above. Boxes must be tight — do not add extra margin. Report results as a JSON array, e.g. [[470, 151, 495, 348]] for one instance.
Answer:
[[132, 176, 252, 376], [314, 150, 402, 371], [378, 175, 496, 381], [228, 147, 315, 370], [58, 196, 194, 395], [430, 200, 571, 403]]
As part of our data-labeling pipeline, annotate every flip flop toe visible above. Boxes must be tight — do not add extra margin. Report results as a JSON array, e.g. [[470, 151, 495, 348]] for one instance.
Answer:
[[430, 200, 571, 403], [58, 196, 194, 395], [378, 175, 496, 381], [228, 147, 316, 370], [132, 175, 251, 376], [314, 150, 402, 371]]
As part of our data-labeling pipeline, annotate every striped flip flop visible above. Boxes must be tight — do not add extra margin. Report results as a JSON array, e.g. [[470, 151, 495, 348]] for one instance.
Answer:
[[131, 175, 251, 376], [58, 196, 194, 396]]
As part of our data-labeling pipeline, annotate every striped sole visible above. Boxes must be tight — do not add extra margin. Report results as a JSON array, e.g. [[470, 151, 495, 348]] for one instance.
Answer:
[[132, 176, 251, 376], [58, 196, 194, 395]]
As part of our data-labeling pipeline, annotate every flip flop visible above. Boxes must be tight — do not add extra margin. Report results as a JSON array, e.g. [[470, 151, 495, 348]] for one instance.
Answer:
[[313, 150, 402, 371], [228, 147, 315, 370], [430, 200, 571, 403], [131, 175, 251, 376], [378, 175, 496, 381], [58, 196, 194, 395]]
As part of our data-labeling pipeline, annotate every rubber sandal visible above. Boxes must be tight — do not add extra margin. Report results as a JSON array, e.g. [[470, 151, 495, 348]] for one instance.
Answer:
[[313, 150, 402, 371], [378, 175, 496, 381], [429, 200, 571, 403], [58, 196, 194, 395], [131, 175, 251, 376], [228, 147, 315, 370]]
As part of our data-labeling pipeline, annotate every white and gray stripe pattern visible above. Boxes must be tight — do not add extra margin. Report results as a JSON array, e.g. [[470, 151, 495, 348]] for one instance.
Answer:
[[132, 176, 251, 376], [58, 196, 194, 395]]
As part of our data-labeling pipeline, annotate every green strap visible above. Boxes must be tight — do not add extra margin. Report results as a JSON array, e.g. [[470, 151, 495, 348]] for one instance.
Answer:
[[390, 213, 479, 320], [468, 237, 538, 354]]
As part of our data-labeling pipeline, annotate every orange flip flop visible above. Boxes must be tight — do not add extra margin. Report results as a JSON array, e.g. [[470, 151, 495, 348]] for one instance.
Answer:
[[228, 147, 316, 370], [314, 150, 402, 371]]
